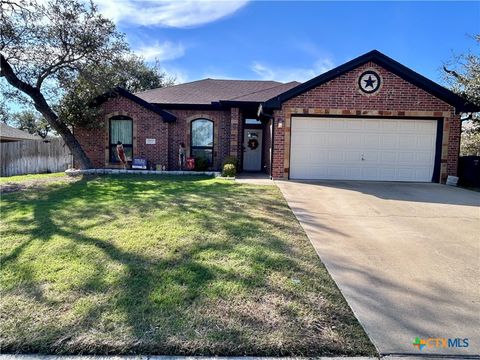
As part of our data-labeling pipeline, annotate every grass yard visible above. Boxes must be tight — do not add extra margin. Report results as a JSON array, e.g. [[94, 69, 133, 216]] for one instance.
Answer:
[[0, 172, 66, 184], [0, 175, 376, 356], [0, 172, 74, 194]]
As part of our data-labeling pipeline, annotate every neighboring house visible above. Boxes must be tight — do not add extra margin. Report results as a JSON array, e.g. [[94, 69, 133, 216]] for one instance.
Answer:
[[75, 50, 478, 182], [0, 123, 42, 142]]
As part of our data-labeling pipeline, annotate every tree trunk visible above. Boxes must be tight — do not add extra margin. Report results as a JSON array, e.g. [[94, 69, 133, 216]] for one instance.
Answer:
[[33, 103, 93, 169], [1, 54, 92, 169]]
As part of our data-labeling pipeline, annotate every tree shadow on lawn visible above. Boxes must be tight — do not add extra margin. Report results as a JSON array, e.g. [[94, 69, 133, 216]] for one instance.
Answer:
[[0, 175, 376, 356]]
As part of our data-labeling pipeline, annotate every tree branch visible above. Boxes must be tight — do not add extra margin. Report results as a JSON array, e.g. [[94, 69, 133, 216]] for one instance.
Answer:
[[1, 52, 92, 168], [443, 66, 465, 82], [1, 52, 39, 97]]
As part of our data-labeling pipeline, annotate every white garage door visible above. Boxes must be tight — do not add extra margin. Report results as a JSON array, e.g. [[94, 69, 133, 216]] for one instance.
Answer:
[[290, 117, 437, 181]]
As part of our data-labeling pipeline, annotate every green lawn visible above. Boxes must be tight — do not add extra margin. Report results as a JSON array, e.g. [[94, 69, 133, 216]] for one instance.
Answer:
[[0, 175, 376, 356], [0, 172, 66, 184]]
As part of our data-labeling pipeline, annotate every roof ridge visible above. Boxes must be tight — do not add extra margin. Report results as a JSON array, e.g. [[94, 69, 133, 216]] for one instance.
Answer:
[[205, 78, 281, 83], [226, 81, 299, 101], [134, 78, 211, 95], [135, 78, 284, 95]]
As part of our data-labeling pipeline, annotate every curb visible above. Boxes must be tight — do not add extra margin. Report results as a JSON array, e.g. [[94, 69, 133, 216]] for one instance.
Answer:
[[65, 169, 221, 177]]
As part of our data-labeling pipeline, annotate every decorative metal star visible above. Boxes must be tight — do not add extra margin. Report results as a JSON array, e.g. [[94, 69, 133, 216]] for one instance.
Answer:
[[364, 75, 376, 88]]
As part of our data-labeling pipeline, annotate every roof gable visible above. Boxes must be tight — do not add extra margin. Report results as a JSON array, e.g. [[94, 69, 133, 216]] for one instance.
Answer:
[[93, 87, 177, 122], [264, 50, 478, 113]]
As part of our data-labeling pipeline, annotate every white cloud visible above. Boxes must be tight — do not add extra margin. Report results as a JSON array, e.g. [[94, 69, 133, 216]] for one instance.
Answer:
[[134, 41, 185, 61], [164, 67, 189, 84], [98, 0, 249, 28], [251, 58, 335, 83]]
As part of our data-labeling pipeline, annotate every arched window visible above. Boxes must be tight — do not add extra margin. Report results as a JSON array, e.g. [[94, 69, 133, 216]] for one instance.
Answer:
[[109, 115, 133, 162], [191, 118, 214, 164]]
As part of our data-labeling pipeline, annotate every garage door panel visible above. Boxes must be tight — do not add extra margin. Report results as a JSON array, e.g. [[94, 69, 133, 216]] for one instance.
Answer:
[[327, 134, 347, 147], [417, 135, 436, 149], [415, 152, 434, 164], [362, 151, 379, 163], [381, 152, 397, 163], [328, 151, 345, 162], [397, 168, 417, 181], [398, 136, 417, 148], [380, 134, 398, 149], [382, 120, 398, 132], [413, 169, 430, 181], [290, 117, 437, 182], [345, 151, 361, 162], [379, 168, 397, 181], [364, 134, 381, 148], [346, 167, 363, 179], [416, 121, 436, 133], [362, 167, 381, 180], [365, 120, 382, 131], [346, 134, 363, 147], [330, 119, 347, 130], [399, 121, 417, 132], [345, 120, 363, 130]]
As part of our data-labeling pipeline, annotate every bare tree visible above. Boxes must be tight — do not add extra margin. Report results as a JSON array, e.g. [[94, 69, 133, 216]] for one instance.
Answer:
[[443, 34, 480, 127]]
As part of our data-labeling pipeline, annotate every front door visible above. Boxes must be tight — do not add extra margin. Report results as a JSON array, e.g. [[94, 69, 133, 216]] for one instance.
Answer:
[[243, 129, 263, 171]]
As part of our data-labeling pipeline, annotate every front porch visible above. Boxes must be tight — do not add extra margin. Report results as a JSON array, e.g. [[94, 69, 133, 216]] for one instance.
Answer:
[[230, 106, 273, 176]]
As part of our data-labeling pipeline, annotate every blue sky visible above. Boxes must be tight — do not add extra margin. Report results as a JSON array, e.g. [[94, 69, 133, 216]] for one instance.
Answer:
[[107, 1, 480, 85]]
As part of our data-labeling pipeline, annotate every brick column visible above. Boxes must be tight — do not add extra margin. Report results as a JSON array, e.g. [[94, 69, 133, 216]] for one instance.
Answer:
[[271, 110, 286, 179], [447, 113, 461, 177], [230, 107, 240, 157]]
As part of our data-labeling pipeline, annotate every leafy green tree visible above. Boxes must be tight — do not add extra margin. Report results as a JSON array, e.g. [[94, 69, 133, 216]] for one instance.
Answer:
[[12, 110, 51, 138], [58, 56, 174, 128], [1, 0, 171, 168]]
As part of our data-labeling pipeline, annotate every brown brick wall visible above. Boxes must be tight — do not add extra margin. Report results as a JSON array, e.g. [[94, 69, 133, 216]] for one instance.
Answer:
[[166, 109, 231, 170], [271, 62, 460, 182], [75, 96, 167, 169], [74, 125, 104, 168], [74, 96, 232, 170]]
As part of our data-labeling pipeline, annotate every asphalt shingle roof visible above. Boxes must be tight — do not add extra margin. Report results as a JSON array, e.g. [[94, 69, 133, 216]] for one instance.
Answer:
[[135, 79, 301, 105], [0, 123, 42, 141]]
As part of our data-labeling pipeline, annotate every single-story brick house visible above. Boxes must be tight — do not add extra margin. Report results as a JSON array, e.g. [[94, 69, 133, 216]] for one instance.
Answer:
[[75, 50, 478, 182]]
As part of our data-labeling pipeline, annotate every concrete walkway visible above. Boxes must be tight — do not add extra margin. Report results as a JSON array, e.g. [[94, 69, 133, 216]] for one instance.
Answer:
[[277, 181, 480, 357], [235, 172, 274, 185]]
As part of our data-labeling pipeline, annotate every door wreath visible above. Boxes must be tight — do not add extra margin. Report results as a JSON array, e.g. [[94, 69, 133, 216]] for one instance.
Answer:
[[248, 138, 259, 150]]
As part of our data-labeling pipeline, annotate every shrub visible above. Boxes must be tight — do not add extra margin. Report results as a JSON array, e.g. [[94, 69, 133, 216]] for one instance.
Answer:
[[222, 163, 236, 177], [222, 156, 238, 167], [194, 156, 209, 171]]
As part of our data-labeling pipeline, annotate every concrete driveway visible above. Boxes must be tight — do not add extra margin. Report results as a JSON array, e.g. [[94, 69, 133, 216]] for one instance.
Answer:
[[277, 181, 480, 356]]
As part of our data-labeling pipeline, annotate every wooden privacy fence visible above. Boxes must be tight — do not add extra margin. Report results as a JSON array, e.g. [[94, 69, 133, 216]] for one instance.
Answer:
[[0, 138, 72, 177]]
